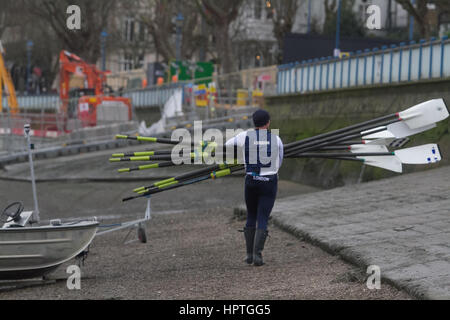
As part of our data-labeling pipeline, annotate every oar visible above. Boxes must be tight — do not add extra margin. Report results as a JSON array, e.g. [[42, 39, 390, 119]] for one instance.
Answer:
[[287, 153, 402, 173], [133, 162, 239, 193], [290, 144, 442, 166], [116, 134, 214, 148], [128, 143, 440, 200], [285, 99, 448, 151], [285, 99, 449, 157], [111, 143, 236, 159], [109, 152, 210, 163], [112, 150, 173, 158], [284, 122, 399, 156], [123, 165, 245, 202], [284, 117, 437, 157], [284, 114, 397, 150], [117, 161, 176, 173], [288, 152, 396, 158]]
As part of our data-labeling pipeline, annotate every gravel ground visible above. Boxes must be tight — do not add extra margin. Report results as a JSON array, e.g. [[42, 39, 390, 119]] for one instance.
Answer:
[[0, 151, 413, 300], [0, 182, 411, 300]]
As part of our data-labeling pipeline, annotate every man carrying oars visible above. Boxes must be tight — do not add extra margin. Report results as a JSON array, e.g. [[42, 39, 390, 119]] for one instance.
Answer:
[[226, 109, 284, 267]]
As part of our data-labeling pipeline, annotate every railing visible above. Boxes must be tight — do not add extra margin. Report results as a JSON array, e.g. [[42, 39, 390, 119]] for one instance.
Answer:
[[1, 94, 59, 111], [277, 36, 450, 95], [123, 83, 183, 108], [2, 66, 277, 113], [0, 109, 138, 155]]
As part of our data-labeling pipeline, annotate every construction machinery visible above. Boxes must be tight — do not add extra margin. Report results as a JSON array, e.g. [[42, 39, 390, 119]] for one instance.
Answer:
[[0, 41, 19, 115], [59, 50, 132, 129]]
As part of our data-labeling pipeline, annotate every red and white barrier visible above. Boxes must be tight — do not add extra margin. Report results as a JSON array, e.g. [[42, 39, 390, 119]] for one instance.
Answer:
[[0, 127, 65, 138]]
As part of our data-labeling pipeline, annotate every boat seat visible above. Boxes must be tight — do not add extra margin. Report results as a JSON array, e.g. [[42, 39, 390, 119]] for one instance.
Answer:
[[2, 211, 33, 229]]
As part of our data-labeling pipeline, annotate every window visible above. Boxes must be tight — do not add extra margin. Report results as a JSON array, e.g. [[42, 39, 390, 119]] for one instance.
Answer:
[[135, 54, 145, 69], [121, 53, 144, 71], [121, 53, 133, 71], [138, 22, 146, 42], [254, 0, 263, 20], [124, 17, 135, 42]]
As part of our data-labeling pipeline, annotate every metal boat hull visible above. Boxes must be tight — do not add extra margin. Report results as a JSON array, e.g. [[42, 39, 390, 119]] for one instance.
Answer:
[[0, 221, 98, 280]]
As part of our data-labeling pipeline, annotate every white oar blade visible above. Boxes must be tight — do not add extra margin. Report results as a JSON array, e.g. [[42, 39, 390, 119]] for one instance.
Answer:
[[398, 99, 449, 129], [387, 121, 436, 139], [350, 144, 388, 153], [358, 156, 403, 173], [394, 144, 442, 165]]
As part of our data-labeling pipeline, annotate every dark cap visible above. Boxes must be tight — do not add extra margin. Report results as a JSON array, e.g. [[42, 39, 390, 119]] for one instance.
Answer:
[[252, 109, 270, 128]]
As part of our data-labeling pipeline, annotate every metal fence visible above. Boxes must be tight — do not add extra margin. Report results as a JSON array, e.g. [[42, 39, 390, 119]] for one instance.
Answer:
[[277, 36, 450, 95], [123, 84, 183, 108], [1, 94, 59, 111], [0, 109, 138, 155], [2, 66, 277, 112]]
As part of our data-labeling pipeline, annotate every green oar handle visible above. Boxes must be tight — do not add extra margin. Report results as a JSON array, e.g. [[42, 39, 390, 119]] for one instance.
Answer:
[[137, 162, 239, 192], [118, 161, 176, 174], [136, 164, 239, 194], [115, 135, 215, 148], [110, 152, 211, 163], [124, 165, 245, 202], [112, 150, 173, 158]]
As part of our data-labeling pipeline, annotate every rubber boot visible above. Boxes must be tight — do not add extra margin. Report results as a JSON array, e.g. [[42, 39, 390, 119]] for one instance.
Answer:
[[243, 227, 256, 264], [253, 229, 269, 267]]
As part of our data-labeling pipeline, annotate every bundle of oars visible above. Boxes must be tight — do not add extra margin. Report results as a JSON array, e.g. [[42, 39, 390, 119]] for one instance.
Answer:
[[110, 99, 449, 202]]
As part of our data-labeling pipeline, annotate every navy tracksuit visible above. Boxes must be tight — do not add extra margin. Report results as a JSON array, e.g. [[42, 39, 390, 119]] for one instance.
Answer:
[[244, 130, 279, 231], [244, 174, 278, 231]]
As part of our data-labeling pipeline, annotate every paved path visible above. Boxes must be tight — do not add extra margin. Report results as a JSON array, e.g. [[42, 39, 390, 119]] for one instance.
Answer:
[[270, 166, 450, 299]]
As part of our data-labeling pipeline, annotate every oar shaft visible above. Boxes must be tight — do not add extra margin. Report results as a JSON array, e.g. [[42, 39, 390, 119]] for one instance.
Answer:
[[315, 146, 350, 151], [118, 161, 176, 173], [112, 150, 173, 158], [116, 135, 211, 147], [291, 156, 364, 162], [285, 121, 397, 156], [134, 163, 238, 192], [284, 114, 398, 149], [110, 152, 210, 162], [288, 152, 394, 158], [148, 165, 244, 195], [124, 165, 245, 201]]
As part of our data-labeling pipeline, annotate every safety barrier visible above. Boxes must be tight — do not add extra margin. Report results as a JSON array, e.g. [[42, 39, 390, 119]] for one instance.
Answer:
[[1, 94, 59, 111], [277, 36, 450, 95], [123, 84, 183, 108], [2, 86, 181, 111], [3, 67, 275, 111]]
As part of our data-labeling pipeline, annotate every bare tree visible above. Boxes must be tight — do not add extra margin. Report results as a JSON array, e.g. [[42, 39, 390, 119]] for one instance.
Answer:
[[435, 0, 450, 12], [266, 0, 301, 64], [323, 0, 365, 38], [23, 0, 118, 63], [324, 0, 338, 25], [395, 0, 433, 38], [105, 0, 154, 71], [0, 1, 21, 38], [196, 0, 244, 74], [136, 0, 207, 63]]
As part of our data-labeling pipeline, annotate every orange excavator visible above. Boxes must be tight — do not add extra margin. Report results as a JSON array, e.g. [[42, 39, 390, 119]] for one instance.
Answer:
[[59, 50, 132, 128]]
